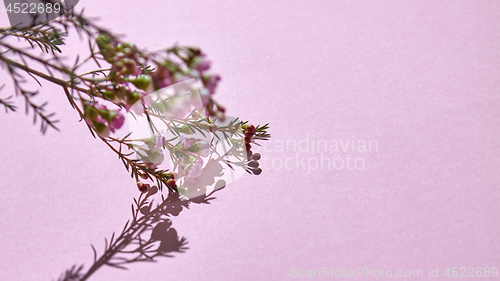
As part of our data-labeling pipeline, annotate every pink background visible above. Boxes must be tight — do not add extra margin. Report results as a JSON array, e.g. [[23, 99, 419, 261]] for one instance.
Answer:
[[1, 0, 500, 280]]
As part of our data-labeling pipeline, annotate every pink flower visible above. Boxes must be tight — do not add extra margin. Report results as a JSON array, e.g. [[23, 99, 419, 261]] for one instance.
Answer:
[[84, 103, 111, 137], [152, 133, 166, 149], [95, 104, 108, 111], [178, 137, 211, 158], [179, 151, 204, 183], [180, 151, 202, 166], [109, 111, 125, 132], [199, 88, 211, 106], [145, 132, 166, 150], [152, 66, 173, 89], [158, 78, 173, 89], [91, 115, 110, 137], [140, 138, 165, 169], [180, 137, 196, 149], [83, 101, 128, 138], [195, 61, 210, 72], [133, 67, 142, 76], [143, 150, 164, 169], [192, 54, 211, 72], [185, 163, 203, 183], [204, 74, 221, 94], [174, 75, 191, 84]]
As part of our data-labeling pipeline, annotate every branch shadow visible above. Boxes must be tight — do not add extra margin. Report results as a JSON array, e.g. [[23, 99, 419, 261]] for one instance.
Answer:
[[56, 181, 226, 281]]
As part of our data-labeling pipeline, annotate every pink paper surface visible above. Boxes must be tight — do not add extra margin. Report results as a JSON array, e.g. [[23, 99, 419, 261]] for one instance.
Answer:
[[1, 1, 499, 280]]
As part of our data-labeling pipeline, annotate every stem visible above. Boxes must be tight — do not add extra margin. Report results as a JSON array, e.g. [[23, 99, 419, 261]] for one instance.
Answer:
[[0, 53, 89, 94], [0, 41, 71, 75]]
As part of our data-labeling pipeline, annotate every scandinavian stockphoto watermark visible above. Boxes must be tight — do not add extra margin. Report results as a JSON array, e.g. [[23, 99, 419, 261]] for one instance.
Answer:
[[253, 135, 379, 173], [290, 266, 424, 278], [3, 0, 80, 29], [289, 266, 500, 278]]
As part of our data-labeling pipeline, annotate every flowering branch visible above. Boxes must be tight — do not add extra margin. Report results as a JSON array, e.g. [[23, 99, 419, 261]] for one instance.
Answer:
[[0, 9, 270, 281]]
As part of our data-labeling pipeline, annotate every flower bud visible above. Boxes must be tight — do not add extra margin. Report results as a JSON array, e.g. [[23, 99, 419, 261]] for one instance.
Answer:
[[203, 74, 221, 94], [178, 124, 194, 134], [167, 179, 176, 188], [112, 60, 125, 73], [131, 75, 152, 90], [190, 140, 210, 157], [118, 42, 134, 52], [96, 34, 115, 61], [101, 90, 116, 101], [252, 153, 261, 160], [252, 167, 262, 175], [126, 91, 142, 107], [122, 47, 132, 55], [99, 108, 116, 122], [96, 33, 111, 48], [122, 59, 137, 76], [92, 121, 109, 136], [191, 55, 211, 72], [96, 34, 112, 54], [246, 124, 256, 134]]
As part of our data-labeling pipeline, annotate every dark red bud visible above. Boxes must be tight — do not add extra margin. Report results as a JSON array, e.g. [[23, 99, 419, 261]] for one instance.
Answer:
[[167, 179, 176, 188], [246, 125, 256, 134]]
